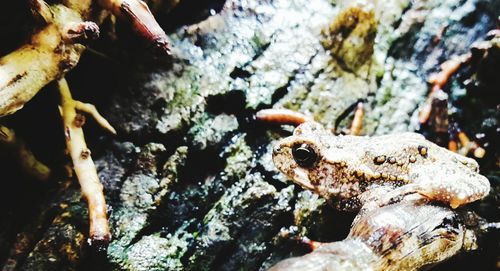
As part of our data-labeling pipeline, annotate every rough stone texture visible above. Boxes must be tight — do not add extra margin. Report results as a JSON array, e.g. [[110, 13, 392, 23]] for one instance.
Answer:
[[0, 0, 498, 270]]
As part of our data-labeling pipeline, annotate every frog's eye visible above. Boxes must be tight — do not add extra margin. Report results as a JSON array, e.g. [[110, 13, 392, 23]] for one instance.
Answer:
[[292, 143, 318, 168]]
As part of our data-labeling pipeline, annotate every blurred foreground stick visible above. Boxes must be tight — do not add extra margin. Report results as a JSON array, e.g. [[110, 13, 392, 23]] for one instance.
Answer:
[[98, 0, 171, 55], [270, 198, 483, 271], [0, 0, 170, 117]]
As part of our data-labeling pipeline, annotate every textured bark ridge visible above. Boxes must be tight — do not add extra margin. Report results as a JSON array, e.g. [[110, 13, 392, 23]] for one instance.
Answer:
[[0, 0, 498, 270]]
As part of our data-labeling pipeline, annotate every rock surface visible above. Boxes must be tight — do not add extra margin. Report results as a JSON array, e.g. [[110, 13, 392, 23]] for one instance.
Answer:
[[0, 0, 498, 270]]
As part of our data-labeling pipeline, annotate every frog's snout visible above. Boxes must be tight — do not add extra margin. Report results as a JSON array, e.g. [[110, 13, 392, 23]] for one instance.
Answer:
[[272, 141, 290, 171], [272, 145, 282, 156], [272, 138, 291, 159]]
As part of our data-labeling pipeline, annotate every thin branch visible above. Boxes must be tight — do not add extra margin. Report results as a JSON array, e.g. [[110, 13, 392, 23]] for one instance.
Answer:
[[57, 78, 113, 250], [62, 21, 100, 44], [74, 101, 117, 134], [419, 53, 471, 125], [350, 102, 364, 136], [428, 54, 470, 90], [0, 125, 50, 181]]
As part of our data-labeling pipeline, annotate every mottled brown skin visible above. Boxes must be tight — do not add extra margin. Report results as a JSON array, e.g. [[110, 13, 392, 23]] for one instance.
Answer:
[[273, 122, 490, 211]]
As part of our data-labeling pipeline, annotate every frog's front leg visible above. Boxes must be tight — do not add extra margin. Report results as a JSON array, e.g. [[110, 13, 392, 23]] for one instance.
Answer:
[[378, 163, 490, 208], [412, 163, 490, 208]]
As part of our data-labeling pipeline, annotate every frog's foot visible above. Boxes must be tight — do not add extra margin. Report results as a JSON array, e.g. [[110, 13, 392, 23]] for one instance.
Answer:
[[414, 178, 490, 208], [413, 163, 490, 208], [377, 165, 490, 209]]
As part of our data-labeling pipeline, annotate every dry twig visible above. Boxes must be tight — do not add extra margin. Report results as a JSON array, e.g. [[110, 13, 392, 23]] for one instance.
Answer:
[[0, 0, 170, 250], [350, 102, 364, 136], [0, 125, 51, 180], [57, 78, 115, 249], [419, 54, 470, 125]]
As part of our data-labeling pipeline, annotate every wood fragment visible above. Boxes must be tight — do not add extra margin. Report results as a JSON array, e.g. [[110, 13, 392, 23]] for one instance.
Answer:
[[421, 89, 449, 132], [457, 131, 486, 158], [74, 101, 117, 134], [448, 139, 458, 152], [428, 54, 471, 89]]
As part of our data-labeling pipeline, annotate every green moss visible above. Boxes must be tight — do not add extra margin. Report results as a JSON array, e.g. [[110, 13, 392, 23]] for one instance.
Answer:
[[321, 5, 378, 71]]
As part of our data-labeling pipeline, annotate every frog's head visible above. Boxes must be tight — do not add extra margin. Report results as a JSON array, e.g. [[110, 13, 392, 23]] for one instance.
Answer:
[[272, 122, 334, 192]]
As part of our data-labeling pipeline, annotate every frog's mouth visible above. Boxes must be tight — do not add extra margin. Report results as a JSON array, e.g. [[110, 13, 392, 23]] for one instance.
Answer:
[[290, 167, 316, 190]]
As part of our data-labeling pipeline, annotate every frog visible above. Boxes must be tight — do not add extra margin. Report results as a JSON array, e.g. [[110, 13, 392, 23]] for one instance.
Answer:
[[272, 121, 491, 211]]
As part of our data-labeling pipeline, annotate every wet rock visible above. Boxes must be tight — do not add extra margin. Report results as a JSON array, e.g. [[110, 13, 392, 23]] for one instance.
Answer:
[[19, 190, 87, 271], [108, 145, 188, 266], [187, 172, 291, 270], [1, 0, 498, 270], [363, 59, 427, 135], [119, 233, 190, 271], [187, 113, 238, 151]]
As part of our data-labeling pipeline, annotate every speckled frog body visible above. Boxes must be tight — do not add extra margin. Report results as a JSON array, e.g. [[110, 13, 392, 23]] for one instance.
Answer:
[[273, 122, 490, 211]]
